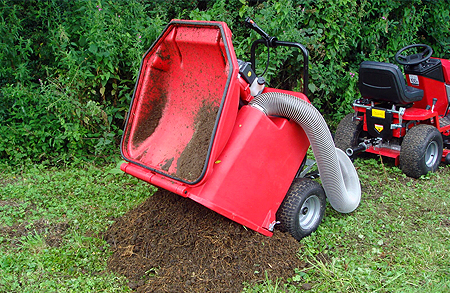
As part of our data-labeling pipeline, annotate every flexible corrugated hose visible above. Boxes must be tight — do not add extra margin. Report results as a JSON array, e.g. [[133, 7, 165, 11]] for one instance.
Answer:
[[249, 92, 361, 213]]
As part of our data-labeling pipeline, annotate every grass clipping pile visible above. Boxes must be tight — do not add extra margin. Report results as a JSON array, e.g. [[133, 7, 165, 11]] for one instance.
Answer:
[[105, 189, 306, 292]]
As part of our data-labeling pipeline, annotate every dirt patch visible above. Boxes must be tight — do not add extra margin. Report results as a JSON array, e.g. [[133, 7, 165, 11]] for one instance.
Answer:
[[176, 103, 219, 182], [0, 175, 22, 188], [441, 219, 450, 227], [0, 199, 22, 207], [1, 218, 69, 248], [105, 189, 306, 292]]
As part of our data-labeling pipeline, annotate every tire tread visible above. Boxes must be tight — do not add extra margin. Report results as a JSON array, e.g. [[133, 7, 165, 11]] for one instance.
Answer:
[[276, 178, 326, 241], [400, 124, 443, 178]]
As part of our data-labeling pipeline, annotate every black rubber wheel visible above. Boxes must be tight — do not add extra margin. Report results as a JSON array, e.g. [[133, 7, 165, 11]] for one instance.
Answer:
[[276, 178, 326, 241], [334, 113, 363, 153], [400, 124, 443, 178]]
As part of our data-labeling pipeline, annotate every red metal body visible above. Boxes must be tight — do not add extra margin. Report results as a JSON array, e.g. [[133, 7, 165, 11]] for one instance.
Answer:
[[354, 57, 450, 164], [120, 20, 310, 236]]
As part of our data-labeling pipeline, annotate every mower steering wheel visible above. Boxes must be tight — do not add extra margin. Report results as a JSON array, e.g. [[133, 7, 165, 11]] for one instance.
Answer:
[[394, 44, 433, 66]]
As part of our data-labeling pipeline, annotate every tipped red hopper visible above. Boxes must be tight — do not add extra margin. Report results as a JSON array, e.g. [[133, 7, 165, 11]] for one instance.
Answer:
[[121, 20, 310, 236]]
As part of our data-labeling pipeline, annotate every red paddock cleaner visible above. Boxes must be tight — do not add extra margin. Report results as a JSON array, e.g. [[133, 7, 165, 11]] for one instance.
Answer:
[[335, 44, 450, 178], [120, 19, 361, 241]]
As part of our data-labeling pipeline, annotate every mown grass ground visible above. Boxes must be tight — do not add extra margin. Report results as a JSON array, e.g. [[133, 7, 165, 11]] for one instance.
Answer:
[[1, 157, 449, 292], [254, 157, 450, 292], [0, 161, 152, 292]]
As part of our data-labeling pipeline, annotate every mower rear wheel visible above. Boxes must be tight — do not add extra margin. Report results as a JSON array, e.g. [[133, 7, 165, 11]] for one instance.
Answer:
[[334, 113, 363, 153], [276, 178, 326, 241], [400, 124, 443, 178]]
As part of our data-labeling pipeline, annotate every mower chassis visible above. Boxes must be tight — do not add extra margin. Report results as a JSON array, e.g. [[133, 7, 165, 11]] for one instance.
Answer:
[[353, 100, 450, 165]]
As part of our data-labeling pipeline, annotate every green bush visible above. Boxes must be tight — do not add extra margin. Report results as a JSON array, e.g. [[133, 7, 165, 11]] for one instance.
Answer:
[[0, 1, 40, 85], [234, 0, 450, 124], [1, 83, 74, 163], [1, 0, 165, 165], [1, 0, 449, 165], [0, 82, 112, 164]]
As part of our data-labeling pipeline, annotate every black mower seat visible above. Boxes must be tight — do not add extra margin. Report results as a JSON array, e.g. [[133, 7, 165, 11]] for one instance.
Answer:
[[359, 61, 424, 105]]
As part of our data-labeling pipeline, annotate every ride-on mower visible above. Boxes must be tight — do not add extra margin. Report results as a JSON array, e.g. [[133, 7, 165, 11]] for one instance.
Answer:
[[335, 44, 450, 178], [120, 18, 361, 241]]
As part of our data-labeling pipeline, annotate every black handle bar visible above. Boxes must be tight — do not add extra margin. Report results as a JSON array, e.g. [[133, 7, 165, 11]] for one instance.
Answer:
[[245, 17, 309, 96], [244, 17, 278, 47]]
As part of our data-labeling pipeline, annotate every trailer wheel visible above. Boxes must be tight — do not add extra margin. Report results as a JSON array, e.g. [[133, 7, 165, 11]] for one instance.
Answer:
[[400, 124, 443, 178], [334, 113, 363, 153], [276, 178, 326, 241]]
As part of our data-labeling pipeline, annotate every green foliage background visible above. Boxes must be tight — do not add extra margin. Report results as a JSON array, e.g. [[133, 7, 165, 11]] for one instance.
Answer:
[[1, 0, 449, 165]]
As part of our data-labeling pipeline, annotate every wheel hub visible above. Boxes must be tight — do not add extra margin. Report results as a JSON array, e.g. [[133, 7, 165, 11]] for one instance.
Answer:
[[298, 195, 321, 230], [302, 207, 309, 214], [425, 141, 439, 167]]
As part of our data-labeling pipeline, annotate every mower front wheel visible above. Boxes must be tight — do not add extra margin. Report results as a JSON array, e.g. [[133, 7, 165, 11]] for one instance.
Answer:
[[400, 124, 443, 178], [276, 178, 326, 241]]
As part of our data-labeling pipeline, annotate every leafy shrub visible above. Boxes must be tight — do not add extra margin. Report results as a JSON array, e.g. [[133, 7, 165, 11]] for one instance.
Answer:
[[0, 1, 38, 85], [1, 0, 165, 165], [0, 82, 113, 165], [0, 83, 72, 163], [195, 0, 450, 124], [1, 0, 449, 165]]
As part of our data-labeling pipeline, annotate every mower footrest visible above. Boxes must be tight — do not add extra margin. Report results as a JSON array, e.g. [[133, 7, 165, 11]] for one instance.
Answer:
[[439, 116, 450, 128], [366, 146, 400, 165]]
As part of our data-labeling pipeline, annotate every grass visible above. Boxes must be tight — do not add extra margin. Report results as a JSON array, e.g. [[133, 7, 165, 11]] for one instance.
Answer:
[[1, 157, 449, 292], [249, 157, 450, 292], [0, 160, 153, 292]]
